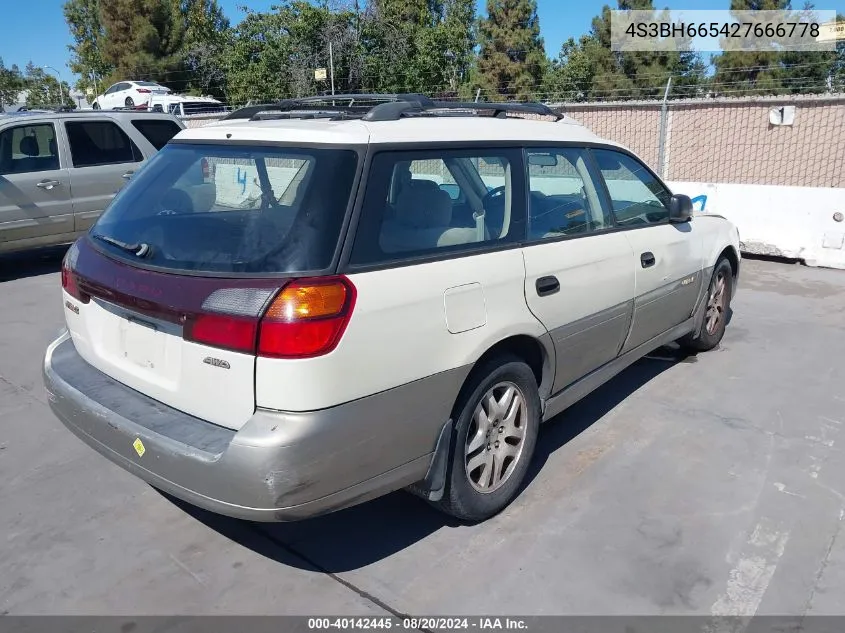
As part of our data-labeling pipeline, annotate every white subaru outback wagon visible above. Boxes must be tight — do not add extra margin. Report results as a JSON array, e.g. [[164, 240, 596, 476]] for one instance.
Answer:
[[43, 94, 740, 523]]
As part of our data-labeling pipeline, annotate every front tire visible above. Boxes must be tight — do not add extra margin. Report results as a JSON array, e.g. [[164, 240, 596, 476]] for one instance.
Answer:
[[92, 101, 100, 110], [124, 96, 135, 108], [680, 257, 733, 352], [434, 355, 540, 522]]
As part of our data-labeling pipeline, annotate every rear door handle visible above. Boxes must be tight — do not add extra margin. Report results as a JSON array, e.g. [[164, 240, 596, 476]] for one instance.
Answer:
[[536, 275, 560, 297], [36, 180, 61, 190], [640, 252, 656, 268], [121, 171, 134, 179]]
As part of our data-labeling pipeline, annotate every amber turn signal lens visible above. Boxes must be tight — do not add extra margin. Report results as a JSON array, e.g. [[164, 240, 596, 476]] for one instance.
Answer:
[[265, 281, 348, 321]]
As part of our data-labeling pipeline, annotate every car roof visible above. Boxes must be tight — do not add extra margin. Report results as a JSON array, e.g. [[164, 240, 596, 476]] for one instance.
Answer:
[[175, 116, 619, 148], [0, 110, 183, 124]]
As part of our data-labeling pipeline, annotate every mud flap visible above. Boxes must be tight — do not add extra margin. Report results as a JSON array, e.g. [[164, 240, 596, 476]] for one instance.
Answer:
[[406, 418, 453, 502]]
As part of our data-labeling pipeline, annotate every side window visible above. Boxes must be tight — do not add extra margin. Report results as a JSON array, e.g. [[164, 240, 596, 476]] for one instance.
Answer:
[[65, 121, 143, 168], [526, 148, 613, 239], [350, 149, 522, 265], [105, 84, 118, 95], [131, 119, 181, 150], [0, 123, 59, 175], [593, 149, 671, 225]]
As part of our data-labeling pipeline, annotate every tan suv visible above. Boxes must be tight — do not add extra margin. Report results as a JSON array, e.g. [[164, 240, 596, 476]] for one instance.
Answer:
[[0, 109, 184, 254]]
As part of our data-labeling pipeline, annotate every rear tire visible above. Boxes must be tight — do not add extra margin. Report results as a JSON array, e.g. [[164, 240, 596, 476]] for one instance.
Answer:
[[679, 257, 733, 352], [433, 355, 540, 522], [124, 96, 135, 108]]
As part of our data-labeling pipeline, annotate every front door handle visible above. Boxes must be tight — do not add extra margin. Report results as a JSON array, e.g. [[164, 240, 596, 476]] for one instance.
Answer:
[[121, 171, 134, 179], [640, 252, 656, 268], [536, 275, 560, 297], [36, 180, 61, 190]]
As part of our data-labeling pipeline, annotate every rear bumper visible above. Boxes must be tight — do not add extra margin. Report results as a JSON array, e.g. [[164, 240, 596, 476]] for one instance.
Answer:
[[43, 331, 457, 521]]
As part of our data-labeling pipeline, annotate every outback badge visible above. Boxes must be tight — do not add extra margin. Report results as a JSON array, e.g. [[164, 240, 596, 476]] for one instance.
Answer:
[[203, 356, 231, 370]]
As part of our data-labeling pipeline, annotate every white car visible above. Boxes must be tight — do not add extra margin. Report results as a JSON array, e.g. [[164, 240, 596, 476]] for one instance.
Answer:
[[92, 81, 171, 110], [43, 94, 741, 523]]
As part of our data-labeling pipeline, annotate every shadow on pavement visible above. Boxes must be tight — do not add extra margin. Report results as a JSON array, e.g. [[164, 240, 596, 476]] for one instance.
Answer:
[[0, 246, 68, 283], [171, 346, 689, 573]]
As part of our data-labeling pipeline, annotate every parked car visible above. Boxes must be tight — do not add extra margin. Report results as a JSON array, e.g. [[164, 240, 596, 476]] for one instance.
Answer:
[[0, 109, 184, 254], [44, 95, 741, 523], [92, 81, 171, 110], [147, 93, 226, 117]]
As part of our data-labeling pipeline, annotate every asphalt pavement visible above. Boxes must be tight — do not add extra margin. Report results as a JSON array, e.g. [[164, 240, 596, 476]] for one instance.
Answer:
[[1, 249, 844, 617]]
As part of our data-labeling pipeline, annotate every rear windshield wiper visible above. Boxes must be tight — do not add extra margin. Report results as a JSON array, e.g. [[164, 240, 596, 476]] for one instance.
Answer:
[[91, 233, 152, 258]]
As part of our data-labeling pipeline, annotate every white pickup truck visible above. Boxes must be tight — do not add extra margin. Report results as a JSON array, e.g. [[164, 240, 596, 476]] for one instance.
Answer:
[[147, 94, 225, 117]]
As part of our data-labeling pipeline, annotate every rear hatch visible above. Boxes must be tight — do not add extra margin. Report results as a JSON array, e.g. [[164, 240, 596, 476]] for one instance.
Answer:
[[61, 142, 359, 430]]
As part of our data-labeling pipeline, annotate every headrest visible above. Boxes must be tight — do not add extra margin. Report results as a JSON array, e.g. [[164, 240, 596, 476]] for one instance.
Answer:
[[395, 179, 452, 228], [19, 136, 39, 157]]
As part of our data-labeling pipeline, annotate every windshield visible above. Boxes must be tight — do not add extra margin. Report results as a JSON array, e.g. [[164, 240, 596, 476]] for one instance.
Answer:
[[90, 143, 359, 274]]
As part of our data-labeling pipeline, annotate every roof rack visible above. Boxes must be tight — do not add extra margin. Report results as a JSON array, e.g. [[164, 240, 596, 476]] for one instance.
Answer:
[[12, 105, 77, 113], [221, 93, 563, 123]]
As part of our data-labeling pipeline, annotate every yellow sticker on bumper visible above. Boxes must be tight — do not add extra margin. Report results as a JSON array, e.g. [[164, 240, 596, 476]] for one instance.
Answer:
[[133, 437, 146, 457]]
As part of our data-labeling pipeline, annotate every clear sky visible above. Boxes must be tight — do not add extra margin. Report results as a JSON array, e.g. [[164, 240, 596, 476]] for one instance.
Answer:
[[1, 0, 842, 84]]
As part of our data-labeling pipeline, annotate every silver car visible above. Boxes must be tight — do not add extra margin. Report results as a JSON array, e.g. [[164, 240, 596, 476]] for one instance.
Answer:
[[0, 109, 184, 255]]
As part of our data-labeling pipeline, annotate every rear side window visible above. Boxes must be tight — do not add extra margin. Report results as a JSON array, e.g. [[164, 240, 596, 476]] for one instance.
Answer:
[[526, 148, 613, 239], [0, 123, 59, 174], [65, 121, 142, 167], [350, 149, 524, 266], [91, 144, 359, 274], [131, 119, 181, 150]]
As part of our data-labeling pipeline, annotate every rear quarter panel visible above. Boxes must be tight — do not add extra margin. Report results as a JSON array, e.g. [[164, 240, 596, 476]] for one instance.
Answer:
[[254, 249, 548, 413]]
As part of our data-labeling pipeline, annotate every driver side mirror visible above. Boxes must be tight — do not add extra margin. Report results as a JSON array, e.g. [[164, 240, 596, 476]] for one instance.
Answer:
[[669, 194, 693, 223]]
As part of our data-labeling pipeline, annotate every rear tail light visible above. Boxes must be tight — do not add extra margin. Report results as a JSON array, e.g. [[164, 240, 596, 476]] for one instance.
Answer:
[[183, 277, 356, 359], [259, 278, 356, 358], [61, 243, 89, 303], [185, 314, 257, 353], [136, 88, 151, 94]]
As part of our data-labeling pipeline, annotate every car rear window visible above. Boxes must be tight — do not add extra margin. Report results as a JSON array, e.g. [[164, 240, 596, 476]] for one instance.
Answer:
[[90, 143, 358, 274], [131, 119, 182, 150]]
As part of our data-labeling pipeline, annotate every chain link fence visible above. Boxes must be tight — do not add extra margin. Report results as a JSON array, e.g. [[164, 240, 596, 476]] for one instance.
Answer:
[[556, 94, 845, 188]]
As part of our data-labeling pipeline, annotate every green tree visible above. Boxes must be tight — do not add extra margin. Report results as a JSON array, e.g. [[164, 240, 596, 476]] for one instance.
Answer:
[[100, 0, 186, 87], [181, 0, 230, 96], [0, 58, 24, 109], [475, 0, 546, 101], [221, 2, 355, 104], [63, 0, 113, 96], [23, 63, 74, 109], [712, 0, 789, 95], [544, 1, 706, 102], [543, 36, 599, 101]]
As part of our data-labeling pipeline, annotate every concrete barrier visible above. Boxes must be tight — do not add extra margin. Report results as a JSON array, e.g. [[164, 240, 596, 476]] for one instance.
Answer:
[[669, 181, 845, 270]]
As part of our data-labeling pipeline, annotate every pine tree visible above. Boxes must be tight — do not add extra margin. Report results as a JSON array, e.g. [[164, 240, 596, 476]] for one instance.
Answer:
[[100, 0, 185, 86], [475, 0, 545, 101], [712, 0, 789, 95], [545, 1, 706, 102]]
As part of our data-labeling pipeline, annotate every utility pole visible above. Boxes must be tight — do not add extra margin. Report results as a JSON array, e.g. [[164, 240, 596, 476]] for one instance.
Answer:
[[329, 42, 336, 96]]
